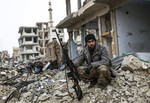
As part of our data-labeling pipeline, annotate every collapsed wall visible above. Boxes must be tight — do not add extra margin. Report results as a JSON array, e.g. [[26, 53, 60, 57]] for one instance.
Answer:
[[42, 40, 62, 69]]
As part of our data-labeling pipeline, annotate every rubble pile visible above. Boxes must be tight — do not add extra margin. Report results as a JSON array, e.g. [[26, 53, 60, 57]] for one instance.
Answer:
[[0, 51, 11, 68], [0, 55, 150, 103], [43, 40, 62, 66]]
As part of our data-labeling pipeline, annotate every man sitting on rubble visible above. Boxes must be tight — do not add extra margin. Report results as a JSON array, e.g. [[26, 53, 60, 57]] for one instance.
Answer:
[[73, 34, 114, 88]]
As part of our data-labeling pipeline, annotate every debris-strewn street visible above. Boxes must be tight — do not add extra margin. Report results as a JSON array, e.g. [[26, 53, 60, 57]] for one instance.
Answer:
[[0, 55, 150, 103], [1, 0, 150, 103]]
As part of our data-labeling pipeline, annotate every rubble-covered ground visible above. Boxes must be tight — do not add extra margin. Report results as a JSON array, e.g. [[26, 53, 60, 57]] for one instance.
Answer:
[[0, 55, 150, 103]]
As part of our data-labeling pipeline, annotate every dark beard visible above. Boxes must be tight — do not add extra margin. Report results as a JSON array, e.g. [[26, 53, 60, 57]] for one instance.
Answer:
[[88, 47, 95, 54], [88, 45, 95, 51], [88, 47, 95, 61]]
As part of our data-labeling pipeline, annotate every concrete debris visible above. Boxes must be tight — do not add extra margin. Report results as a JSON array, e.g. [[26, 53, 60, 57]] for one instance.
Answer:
[[0, 55, 150, 103], [0, 51, 11, 68], [43, 40, 62, 69], [121, 55, 150, 73]]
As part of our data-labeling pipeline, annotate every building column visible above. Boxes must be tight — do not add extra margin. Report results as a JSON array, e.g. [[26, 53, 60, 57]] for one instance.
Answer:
[[32, 54, 34, 59], [24, 55, 27, 61], [68, 31, 78, 59], [80, 25, 86, 46], [24, 46, 26, 52], [22, 28, 25, 33], [77, 0, 81, 9], [66, 0, 71, 16], [110, 11, 118, 57], [98, 16, 102, 44], [23, 37, 25, 43], [32, 37, 33, 43], [31, 28, 33, 33]]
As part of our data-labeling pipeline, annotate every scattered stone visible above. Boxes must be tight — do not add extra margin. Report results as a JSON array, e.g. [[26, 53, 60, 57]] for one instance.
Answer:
[[0, 55, 150, 103]]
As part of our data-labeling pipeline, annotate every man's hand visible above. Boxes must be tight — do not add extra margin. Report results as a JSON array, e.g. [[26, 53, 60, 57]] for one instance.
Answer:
[[85, 65, 92, 75]]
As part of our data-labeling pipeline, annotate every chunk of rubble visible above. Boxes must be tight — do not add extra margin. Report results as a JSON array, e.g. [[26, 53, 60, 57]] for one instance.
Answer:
[[121, 55, 150, 73], [0, 56, 150, 103], [121, 55, 142, 72]]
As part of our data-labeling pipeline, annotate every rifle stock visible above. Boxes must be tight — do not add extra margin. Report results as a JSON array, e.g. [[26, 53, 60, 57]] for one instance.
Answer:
[[52, 29, 83, 101]]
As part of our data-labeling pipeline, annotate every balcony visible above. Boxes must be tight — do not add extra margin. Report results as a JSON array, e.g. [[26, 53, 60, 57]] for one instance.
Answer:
[[20, 50, 39, 55], [19, 33, 38, 38], [19, 41, 39, 46]]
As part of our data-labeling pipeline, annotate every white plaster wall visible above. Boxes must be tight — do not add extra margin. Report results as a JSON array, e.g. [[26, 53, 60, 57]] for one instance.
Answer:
[[115, 1, 150, 55], [49, 27, 65, 42]]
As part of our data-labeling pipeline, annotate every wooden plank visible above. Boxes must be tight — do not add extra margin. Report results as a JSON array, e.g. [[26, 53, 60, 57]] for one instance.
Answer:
[[102, 31, 110, 37]]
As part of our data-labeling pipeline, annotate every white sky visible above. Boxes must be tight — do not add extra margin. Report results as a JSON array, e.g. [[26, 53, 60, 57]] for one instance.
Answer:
[[0, 0, 83, 56]]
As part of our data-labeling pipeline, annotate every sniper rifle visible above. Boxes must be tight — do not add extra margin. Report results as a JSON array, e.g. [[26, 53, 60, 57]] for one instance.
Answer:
[[52, 29, 83, 101]]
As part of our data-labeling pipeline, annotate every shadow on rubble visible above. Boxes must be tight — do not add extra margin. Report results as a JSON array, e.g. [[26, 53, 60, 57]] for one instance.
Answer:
[[21, 60, 60, 74], [0, 59, 60, 103]]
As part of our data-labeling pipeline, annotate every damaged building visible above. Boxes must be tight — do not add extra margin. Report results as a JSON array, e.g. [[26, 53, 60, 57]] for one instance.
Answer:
[[0, 1, 150, 103], [0, 52, 150, 103], [18, 26, 40, 62], [36, 22, 65, 59], [18, 1, 65, 63], [56, 0, 150, 61], [36, 22, 50, 57], [0, 50, 10, 67], [12, 47, 20, 63]]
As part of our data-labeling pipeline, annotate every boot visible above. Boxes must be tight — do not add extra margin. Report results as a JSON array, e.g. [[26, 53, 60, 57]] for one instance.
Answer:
[[88, 79, 97, 88]]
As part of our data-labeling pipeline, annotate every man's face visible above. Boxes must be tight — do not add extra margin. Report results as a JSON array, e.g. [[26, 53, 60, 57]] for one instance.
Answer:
[[87, 39, 96, 50]]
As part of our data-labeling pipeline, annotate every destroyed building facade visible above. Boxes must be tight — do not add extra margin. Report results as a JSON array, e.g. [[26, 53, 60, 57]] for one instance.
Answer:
[[36, 22, 65, 58], [18, 1, 65, 62], [0, 50, 10, 66], [0, 1, 150, 103], [36, 22, 51, 57], [18, 27, 40, 62], [12, 47, 20, 62], [56, 0, 150, 61]]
